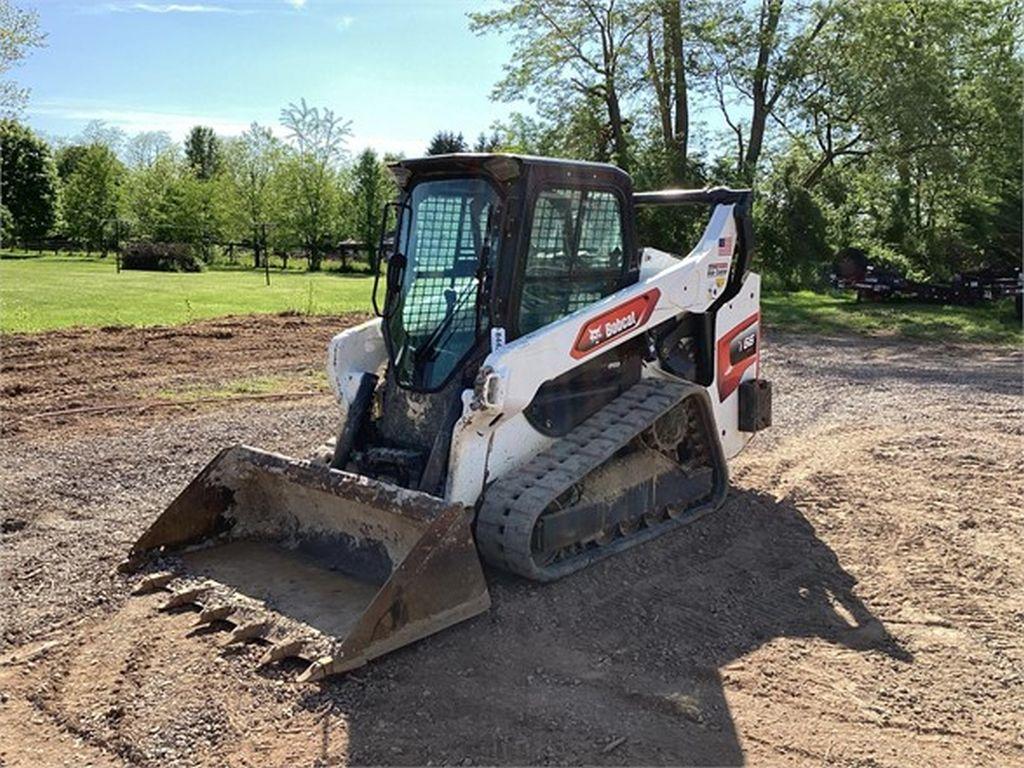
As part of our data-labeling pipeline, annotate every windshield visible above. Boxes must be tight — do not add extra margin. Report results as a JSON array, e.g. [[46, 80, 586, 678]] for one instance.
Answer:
[[385, 177, 499, 391]]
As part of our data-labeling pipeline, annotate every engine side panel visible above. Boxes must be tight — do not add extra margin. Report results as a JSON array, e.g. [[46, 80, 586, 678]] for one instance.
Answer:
[[524, 337, 642, 436]]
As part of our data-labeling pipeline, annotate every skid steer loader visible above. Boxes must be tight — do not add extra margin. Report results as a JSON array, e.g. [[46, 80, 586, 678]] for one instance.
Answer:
[[123, 154, 772, 682]]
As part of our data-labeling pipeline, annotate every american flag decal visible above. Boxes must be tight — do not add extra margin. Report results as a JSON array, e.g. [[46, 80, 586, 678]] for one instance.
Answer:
[[717, 236, 733, 256]]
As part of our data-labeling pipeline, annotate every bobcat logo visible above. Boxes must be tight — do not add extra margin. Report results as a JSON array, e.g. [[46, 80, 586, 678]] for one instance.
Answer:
[[572, 289, 660, 359]]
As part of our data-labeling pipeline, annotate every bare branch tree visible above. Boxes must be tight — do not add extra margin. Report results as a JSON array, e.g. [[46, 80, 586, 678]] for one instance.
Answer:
[[280, 99, 352, 271]]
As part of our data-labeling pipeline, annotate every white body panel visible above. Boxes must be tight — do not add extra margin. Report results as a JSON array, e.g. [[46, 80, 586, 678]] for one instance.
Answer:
[[326, 203, 762, 506], [639, 246, 683, 279], [326, 317, 386, 419]]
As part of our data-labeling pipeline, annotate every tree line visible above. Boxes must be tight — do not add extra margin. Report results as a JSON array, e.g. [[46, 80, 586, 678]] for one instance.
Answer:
[[1, 0, 1020, 287], [1, 102, 396, 272], [469, 0, 1021, 288]]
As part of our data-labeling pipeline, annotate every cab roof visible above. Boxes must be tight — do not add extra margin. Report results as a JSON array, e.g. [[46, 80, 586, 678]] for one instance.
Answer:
[[390, 153, 632, 187]]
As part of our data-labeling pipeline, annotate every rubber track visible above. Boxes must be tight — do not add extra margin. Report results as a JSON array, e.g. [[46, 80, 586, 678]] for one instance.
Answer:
[[476, 378, 727, 582]]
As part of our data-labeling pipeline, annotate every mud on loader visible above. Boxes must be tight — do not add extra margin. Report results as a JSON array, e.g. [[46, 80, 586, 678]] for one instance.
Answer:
[[123, 154, 773, 682]]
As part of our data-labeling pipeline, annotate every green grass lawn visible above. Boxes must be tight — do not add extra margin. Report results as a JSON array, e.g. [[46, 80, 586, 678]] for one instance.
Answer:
[[2, 252, 1020, 345], [762, 290, 1022, 346], [1, 251, 374, 333]]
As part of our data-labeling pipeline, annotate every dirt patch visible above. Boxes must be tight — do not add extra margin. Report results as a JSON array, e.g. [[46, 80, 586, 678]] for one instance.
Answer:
[[0, 313, 366, 437], [1, 324, 1022, 766]]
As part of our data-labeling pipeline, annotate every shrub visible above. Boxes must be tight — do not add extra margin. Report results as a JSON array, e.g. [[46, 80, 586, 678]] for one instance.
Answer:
[[121, 241, 203, 272]]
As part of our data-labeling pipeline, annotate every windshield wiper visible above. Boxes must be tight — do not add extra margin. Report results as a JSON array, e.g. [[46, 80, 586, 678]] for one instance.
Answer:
[[412, 202, 495, 367], [413, 277, 479, 365]]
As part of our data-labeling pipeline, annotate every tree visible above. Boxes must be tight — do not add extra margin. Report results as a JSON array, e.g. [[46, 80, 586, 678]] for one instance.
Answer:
[[185, 125, 222, 180], [0, 0, 45, 117], [62, 144, 125, 251], [223, 122, 284, 267], [351, 148, 394, 269], [788, 0, 1022, 274], [78, 120, 126, 157], [0, 119, 57, 242], [55, 144, 92, 182], [122, 148, 231, 255], [491, 92, 619, 162], [473, 131, 503, 152], [426, 130, 468, 155], [470, 0, 651, 171], [694, 0, 827, 182], [123, 150, 178, 241], [279, 99, 351, 271], [126, 131, 174, 170], [164, 173, 232, 257], [756, 157, 828, 289], [644, 0, 691, 182]]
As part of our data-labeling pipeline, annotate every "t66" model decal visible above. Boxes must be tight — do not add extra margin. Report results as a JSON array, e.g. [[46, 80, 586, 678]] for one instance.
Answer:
[[571, 288, 660, 359]]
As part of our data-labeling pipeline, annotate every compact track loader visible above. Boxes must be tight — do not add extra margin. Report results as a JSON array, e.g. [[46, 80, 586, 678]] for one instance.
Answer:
[[124, 154, 772, 682]]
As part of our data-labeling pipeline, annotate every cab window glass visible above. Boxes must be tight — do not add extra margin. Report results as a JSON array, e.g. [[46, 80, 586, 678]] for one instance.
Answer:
[[519, 188, 624, 335]]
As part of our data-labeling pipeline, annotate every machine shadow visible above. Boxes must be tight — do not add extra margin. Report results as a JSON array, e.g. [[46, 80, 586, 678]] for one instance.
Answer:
[[299, 487, 911, 766]]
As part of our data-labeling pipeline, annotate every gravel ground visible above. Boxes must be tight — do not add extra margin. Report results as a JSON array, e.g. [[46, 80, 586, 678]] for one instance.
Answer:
[[0, 318, 1021, 767]]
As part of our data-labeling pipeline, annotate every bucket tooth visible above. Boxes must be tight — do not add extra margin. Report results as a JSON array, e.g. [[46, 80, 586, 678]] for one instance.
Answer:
[[133, 571, 176, 594], [159, 585, 210, 611], [193, 604, 235, 627], [224, 619, 272, 646], [297, 656, 335, 684], [258, 639, 305, 667]]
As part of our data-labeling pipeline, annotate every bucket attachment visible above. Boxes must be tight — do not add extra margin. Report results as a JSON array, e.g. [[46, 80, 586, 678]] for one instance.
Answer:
[[126, 445, 490, 681]]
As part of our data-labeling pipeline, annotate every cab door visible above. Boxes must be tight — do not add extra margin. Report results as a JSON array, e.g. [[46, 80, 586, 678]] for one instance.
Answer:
[[514, 182, 642, 436]]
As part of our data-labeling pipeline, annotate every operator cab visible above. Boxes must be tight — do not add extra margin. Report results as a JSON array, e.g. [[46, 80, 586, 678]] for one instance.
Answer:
[[377, 154, 639, 389], [366, 154, 642, 490]]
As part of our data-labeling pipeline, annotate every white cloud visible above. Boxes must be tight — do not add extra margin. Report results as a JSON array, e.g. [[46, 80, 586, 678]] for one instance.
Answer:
[[85, 2, 246, 13], [131, 3, 234, 11], [79, 1, 253, 13], [286, 0, 306, 8], [28, 101, 270, 141], [29, 100, 428, 159], [336, 15, 354, 30]]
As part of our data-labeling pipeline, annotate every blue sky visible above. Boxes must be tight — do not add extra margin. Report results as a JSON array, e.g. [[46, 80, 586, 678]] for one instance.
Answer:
[[18, 0, 519, 156]]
